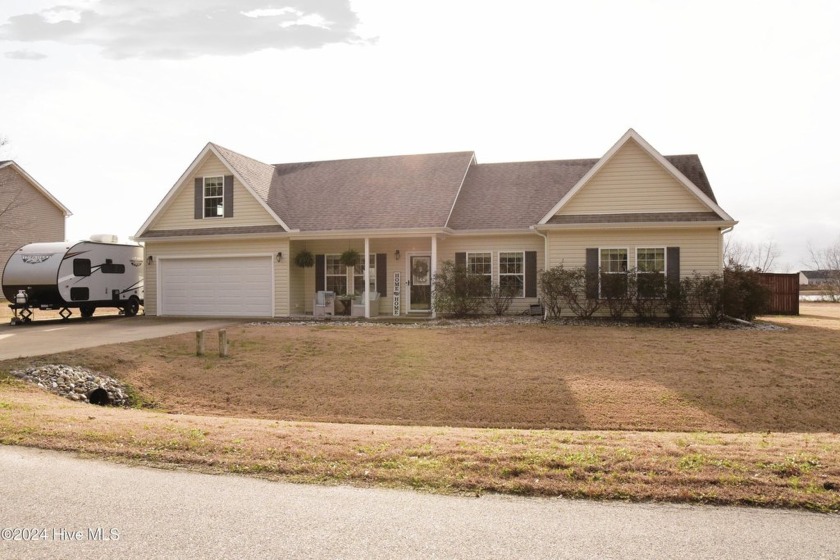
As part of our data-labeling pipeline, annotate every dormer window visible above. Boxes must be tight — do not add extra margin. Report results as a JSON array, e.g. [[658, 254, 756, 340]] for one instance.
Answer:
[[203, 176, 224, 218]]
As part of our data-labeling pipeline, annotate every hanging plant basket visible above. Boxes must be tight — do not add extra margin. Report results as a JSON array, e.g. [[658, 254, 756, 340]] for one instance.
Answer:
[[340, 249, 359, 267], [294, 249, 315, 268]]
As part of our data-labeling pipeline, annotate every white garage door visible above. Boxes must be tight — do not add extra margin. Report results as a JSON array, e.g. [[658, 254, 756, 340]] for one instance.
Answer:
[[160, 256, 273, 317]]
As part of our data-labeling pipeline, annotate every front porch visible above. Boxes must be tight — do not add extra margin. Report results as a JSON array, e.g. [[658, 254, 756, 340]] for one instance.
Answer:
[[288, 236, 440, 319]]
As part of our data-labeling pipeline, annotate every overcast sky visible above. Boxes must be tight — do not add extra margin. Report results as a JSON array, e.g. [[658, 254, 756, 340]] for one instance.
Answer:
[[1, 0, 838, 271]]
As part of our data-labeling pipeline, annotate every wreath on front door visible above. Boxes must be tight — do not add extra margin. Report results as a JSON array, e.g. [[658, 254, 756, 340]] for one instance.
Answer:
[[412, 259, 429, 282]]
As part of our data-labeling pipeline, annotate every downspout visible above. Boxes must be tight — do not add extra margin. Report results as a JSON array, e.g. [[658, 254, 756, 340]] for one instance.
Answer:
[[720, 225, 735, 270], [531, 225, 549, 276], [531, 226, 549, 320]]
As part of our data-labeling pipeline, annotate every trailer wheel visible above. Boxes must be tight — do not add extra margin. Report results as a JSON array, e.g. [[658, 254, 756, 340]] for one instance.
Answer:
[[80, 304, 96, 318], [124, 297, 140, 317]]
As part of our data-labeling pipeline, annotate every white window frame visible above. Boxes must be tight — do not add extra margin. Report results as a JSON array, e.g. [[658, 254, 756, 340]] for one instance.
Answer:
[[599, 247, 629, 298], [466, 251, 493, 296], [324, 254, 347, 295], [498, 251, 525, 298], [636, 247, 667, 299], [203, 176, 224, 219]]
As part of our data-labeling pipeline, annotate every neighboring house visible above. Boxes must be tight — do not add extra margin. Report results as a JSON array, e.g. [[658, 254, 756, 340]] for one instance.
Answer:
[[134, 129, 736, 318], [0, 161, 71, 281], [799, 270, 838, 286]]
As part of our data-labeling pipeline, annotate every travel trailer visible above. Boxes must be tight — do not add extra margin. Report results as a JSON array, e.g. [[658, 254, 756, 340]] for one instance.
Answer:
[[2, 235, 144, 324]]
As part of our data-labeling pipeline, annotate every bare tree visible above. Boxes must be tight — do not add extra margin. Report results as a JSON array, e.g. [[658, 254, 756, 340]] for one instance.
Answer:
[[1, 136, 35, 224], [724, 238, 780, 272], [807, 237, 840, 302], [0, 134, 37, 236]]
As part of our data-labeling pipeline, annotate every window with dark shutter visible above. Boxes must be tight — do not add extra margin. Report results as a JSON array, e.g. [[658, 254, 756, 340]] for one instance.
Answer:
[[315, 255, 325, 292], [666, 247, 681, 289], [223, 175, 234, 218], [525, 251, 537, 298], [194, 178, 203, 219], [585, 248, 599, 299], [376, 254, 387, 296]]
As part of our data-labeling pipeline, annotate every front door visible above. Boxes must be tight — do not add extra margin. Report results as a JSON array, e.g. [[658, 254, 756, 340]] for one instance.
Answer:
[[409, 255, 431, 312]]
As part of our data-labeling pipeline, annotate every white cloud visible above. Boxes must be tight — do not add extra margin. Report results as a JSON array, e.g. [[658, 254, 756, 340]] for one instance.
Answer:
[[0, 0, 366, 59], [4, 49, 47, 60]]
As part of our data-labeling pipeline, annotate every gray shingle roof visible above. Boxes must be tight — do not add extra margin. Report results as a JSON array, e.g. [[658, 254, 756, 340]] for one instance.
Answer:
[[447, 159, 596, 230], [266, 152, 475, 231], [204, 145, 721, 234], [212, 144, 275, 202], [800, 270, 838, 280]]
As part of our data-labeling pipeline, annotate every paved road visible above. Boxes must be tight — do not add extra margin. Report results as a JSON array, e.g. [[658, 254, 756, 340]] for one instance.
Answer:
[[0, 446, 837, 559], [0, 316, 236, 359]]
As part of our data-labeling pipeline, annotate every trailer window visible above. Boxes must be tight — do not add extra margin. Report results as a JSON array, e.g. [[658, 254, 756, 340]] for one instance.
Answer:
[[70, 287, 89, 301], [101, 260, 125, 274], [73, 259, 91, 277]]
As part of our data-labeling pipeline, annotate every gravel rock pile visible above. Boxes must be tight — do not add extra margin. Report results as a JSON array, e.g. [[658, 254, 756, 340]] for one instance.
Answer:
[[10, 364, 131, 406]]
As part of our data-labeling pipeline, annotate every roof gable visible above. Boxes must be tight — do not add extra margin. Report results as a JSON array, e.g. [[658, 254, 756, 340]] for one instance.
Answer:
[[447, 153, 725, 231], [0, 161, 71, 216], [538, 129, 733, 224], [135, 143, 288, 238]]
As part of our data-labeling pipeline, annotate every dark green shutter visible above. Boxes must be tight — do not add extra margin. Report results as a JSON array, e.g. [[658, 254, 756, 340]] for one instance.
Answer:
[[315, 255, 325, 292], [223, 175, 234, 218], [376, 253, 387, 296], [194, 178, 203, 219], [585, 248, 599, 299], [525, 251, 537, 297], [667, 247, 680, 286], [455, 252, 466, 268]]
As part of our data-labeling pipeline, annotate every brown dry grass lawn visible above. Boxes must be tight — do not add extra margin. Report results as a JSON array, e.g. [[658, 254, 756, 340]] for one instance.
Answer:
[[1, 303, 838, 510], [5, 305, 839, 432]]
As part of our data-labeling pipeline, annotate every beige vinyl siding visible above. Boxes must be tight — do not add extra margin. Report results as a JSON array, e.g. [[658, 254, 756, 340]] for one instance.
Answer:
[[546, 227, 723, 277], [438, 234, 544, 314], [150, 154, 278, 230], [557, 139, 710, 216], [144, 237, 289, 317], [0, 167, 66, 276]]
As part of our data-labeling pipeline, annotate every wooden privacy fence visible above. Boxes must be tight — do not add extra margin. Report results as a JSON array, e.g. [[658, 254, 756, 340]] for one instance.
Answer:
[[758, 273, 799, 315]]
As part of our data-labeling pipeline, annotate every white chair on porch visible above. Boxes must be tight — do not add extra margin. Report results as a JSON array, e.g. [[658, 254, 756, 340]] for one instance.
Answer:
[[313, 291, 335, 317], [351, 292, 380, 317]]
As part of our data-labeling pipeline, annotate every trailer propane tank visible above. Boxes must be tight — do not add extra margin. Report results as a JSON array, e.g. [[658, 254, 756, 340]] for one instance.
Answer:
[[15, 289, 28, 306]]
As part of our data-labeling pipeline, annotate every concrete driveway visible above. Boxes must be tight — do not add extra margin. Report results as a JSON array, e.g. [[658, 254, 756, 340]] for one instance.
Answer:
[[0, 315, 238, 359]]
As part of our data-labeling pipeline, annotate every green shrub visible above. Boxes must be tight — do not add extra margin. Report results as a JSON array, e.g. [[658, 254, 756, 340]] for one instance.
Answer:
[[629, 271, 666, 321], [601, 273, 632, 319], [538, 266, 566, 318], [432, 260, 487, 317], [723, 266, 771, 321], [488, 284, 515, 316], [665, 276, 693, 322], [692, 272, 725, 324], [539, 266, 601, 319]]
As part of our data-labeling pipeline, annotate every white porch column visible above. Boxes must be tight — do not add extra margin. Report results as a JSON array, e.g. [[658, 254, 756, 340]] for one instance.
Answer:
[[364, 237, 370, 318], [431, 234, 437, 318]]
